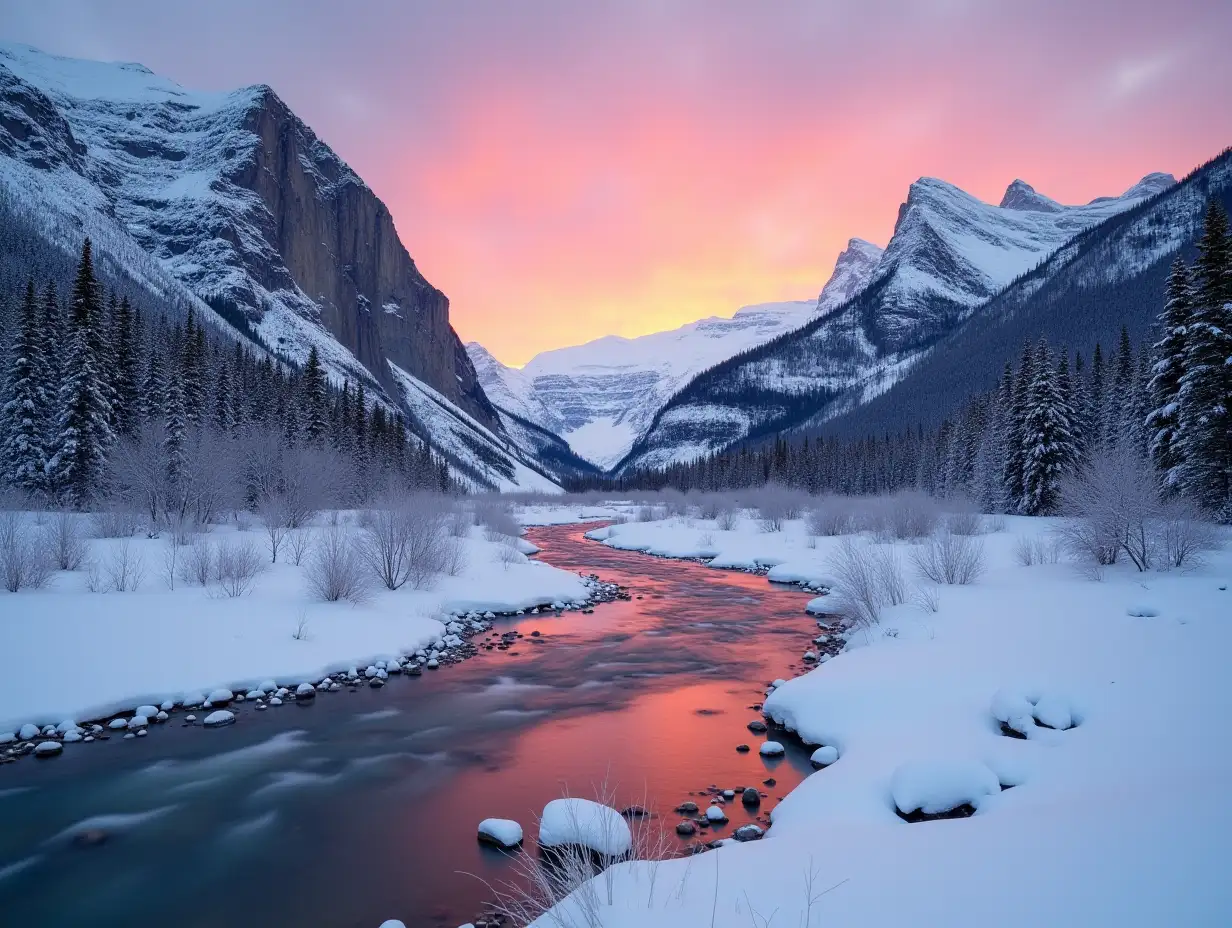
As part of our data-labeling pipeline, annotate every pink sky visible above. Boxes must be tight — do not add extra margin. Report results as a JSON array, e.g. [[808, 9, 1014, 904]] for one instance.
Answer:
[[3, 0, 1230, 364]]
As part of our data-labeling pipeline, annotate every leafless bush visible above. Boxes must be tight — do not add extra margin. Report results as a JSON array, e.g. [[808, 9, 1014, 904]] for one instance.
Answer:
[[104, 540, 146, 592], [1058, 448, 1166, 572], [306, 524, 370, 603], [257, 493, 291, 563], [942, 499, 984, 537], [447, 509, 472, 538], [215, 539, 264, 597], [287, 528, 312, 566], [0, 511, 53, 591], [1158, 499, 1220, 570], [915, 583, 940, 613], [476, 499, 520, 539], [181, 535, 215, 586], [46, 509, 90, 570], [828, 537, 906, 628], [440, 536, 467, 576], [911, 529, 986, 585], [887, 490, 940, 540], [1014, 534, 1061, 566], [635, 505, 658, 523], [660, 489, 689, 517], [90, 507, 140, 539], [291, 611, 310, 641], [359, 495, 454, 590], [85, 560, 105, 593], [807, 496, 854, 537], [495, 540, 524, 569], [985, 513, 1007, 532], [715, 506, 738, 531]]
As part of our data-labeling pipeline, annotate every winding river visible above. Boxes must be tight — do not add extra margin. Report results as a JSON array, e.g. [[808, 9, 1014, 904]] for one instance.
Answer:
[[0, 523, 821, 928]]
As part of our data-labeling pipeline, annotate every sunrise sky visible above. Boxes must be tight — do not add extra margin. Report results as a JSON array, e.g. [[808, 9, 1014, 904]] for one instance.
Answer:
[[3, 0, 1229, 365]]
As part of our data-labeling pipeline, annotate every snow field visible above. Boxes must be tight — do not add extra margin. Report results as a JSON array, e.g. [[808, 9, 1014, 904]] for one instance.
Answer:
[[528, 507, 1232, 927], [0, 512, 591, 733]]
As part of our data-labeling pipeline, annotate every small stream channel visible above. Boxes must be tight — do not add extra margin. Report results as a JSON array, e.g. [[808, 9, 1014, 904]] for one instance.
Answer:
[[0, 522, 823, 927]]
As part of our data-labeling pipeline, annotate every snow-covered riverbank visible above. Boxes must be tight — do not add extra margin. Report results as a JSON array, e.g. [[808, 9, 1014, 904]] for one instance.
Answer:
[[0, 516, 592, 735], [535, 509, 1232, 927]]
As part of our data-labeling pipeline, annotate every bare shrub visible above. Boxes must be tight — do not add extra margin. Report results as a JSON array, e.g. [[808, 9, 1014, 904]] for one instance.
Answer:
[[807, 496, 854, 537], [942, 501, 984, 537], [828, 537, 906, 629], [90, 507, 140, 539], [985, 513, 1007, 532], [635, 505, 658, 523], [1058, 448, 1167, 572], [915, 583, 940, 613], [1158, 499, 1219, 570], [447, 509, 472, 539], [887, 490, 940, 540], [495, 540, 524, 569], [660, 489, 689, 517], [911, 529, 986, 585], [104, 540, 146, 592], [46, 509, 90, 571], [215, 539, 264, 597], [1014, 534, 1061, 566], [291, 610, 310, 641], [306, 524, 369, 603], [753, 484, 804, 532], [715, 506, 738, 531], [181, 535, 215, 586], [359, 495, 453, 590], [286, 528, 312, 566], [257, 493, 291, 563], [0, 511, 53, 592], [440, 536, 467, 576]]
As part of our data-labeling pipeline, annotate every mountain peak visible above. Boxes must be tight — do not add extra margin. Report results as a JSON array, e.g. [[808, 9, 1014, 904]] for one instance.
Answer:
[[1120, 172, 1176, 200], [817, 238, 884, 313], [999, 179, 1062, 213]]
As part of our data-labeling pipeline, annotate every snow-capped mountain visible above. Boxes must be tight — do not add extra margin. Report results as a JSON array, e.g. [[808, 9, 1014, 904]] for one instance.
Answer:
[[467, 240, 886, 470], [817, 238, 883, 313], [0, 42, 558, 491], [469, 300, 820, 469], [617, 169, 1177, 472]]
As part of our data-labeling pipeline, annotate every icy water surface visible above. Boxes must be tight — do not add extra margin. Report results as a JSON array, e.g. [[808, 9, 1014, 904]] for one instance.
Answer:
[[0, 523, 821, 927]]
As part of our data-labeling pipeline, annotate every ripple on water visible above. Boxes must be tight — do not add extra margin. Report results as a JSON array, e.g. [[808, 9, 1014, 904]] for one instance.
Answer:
[[44, 805, 178, 848]]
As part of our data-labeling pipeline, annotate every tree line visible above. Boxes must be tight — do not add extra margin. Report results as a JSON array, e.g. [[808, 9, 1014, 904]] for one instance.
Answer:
[[1, 239, 456, 518], [572, 201, 1232, 522]]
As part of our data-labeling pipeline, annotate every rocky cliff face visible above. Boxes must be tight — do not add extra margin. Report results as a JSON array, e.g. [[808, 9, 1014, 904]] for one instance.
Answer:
[[0, 42, 497, 432]]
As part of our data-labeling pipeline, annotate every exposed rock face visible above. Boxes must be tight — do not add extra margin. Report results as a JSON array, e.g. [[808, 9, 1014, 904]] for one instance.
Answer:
[[0, 42, 497, 431]]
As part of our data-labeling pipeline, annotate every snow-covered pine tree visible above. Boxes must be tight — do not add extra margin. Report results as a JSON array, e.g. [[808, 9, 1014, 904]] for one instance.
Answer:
[[212, 354, 234, 433], [1003, 342, 1034, 512], [1129, 346, 1153, 460], [1088, 342, 1105, 456], [1, 280, 51, 496], [163, 375, 187, 483], [1021, 338, 1077, 516], [1105, 326, 1135, 450], [301, 345, 328, 445], [110, 295, 140, 439], [180, 308, 207, 430], [49, 239, 115, 507], [1146, 257, 1193, 492], [1177, 200, 1232, 518], [140, 338, 167, 426]]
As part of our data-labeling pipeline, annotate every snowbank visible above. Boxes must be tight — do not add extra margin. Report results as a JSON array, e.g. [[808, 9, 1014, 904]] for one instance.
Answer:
[[538, 798, 632, 857], [531, 514, 1232, 927], [477, 818, 523, 848], [0, 517, 591, 731]]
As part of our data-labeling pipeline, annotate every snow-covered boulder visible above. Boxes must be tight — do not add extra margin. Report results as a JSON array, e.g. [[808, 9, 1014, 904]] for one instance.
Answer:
[[135, 705, 159, 719], [63, 730, 83, 743], [108, 718, 129, 730], [890, 759, 1000, 817], [705, 805, 728, 823], [733, 824, 764, 842], [0, 732, 14, 745], [55, 720, 79, 734], [295, 683, 315, 700], [810, 745, 839, 768], [1033, 694, 1074, 730], [160, 699, 176, 711], [538, 798, 632, 857], [477, 818, 524, 848], [127, 715, 148, 730], [204, 688, 233, 705], [19, 723, 39, 740], [181, 691, 205, 706], [34, 740, 63, 757], [759, 741, 785, 757], [202, 710, 236, 728]]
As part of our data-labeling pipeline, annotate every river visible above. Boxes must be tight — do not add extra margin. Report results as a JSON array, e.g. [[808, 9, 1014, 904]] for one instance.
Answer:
[[0, 522, 821, 927]]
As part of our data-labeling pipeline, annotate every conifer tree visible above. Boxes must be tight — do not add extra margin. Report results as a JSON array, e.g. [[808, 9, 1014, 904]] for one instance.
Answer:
[[1178, 200, 1232, 517], [2, 280, 51, 496], [1021, 339, 1076, 516], [1003, 342, 1034, 512], [110, 296, 140, 439], [1146, 258, 1193, 491], [49, 239, 115, 507], [141, 340, 167, 425], [301, 346, 328, 445], [164, 376, 187, 482]]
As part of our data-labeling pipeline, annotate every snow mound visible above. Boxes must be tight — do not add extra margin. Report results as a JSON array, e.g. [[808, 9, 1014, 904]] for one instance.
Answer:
[[759, 741, 785, 757], [538, 799, 632, 857], [477, 818, 524, 848], [890, 759, 1000, 816], [810, 745, 839, 767]]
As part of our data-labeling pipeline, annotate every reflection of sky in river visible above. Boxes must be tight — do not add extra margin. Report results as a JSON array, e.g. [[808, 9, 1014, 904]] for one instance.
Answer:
[[0, 523, 821, 928]]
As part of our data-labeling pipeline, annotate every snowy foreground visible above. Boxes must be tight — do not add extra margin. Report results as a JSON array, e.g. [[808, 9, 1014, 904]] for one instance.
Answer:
[[0, 516, 590, 733], [536, 511, 1232, 927]]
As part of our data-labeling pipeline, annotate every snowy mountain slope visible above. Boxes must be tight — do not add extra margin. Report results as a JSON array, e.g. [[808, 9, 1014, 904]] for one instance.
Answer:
[[0, 43, 559, 491], [617, 170, 1176, 472], [817, 238, 883, 313], [465, 342, 564, 435], [816, 148, 1232, 442]]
